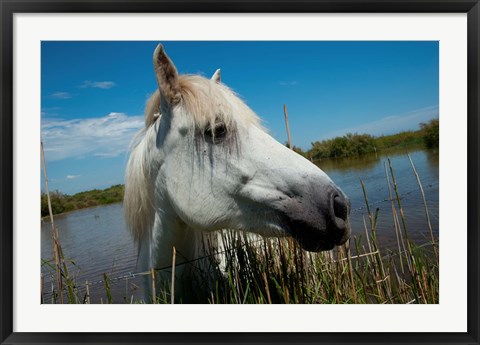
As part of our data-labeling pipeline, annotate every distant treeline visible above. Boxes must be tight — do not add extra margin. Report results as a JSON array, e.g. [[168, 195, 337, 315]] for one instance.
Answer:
[[292, 119, 439, 160], [41, 184, 124, 217]]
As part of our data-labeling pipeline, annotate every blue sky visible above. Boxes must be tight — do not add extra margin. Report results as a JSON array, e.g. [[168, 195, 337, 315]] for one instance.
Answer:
[[41, 41, 438, 194]]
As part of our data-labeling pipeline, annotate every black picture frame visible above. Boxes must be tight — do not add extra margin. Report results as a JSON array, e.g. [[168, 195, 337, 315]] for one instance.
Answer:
[[1, 1, 479, 344]]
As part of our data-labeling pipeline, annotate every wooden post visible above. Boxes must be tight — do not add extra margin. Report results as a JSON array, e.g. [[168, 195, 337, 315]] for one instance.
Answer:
[[85, 280, 91, 304], [150, 268, 156, 304], [40, 273, 44, 304], [41, 140, 63, 304], [283, 104, 293, 149], [171, 246, 176, 304]]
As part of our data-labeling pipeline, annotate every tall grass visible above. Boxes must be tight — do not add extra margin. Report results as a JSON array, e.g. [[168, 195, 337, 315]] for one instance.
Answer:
[[192, 157, 438, 304], [197, 209, 437, 304], [41, 159, 438, 304]]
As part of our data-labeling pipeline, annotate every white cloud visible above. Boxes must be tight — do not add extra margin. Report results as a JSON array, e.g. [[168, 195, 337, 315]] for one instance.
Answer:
[[66, 175, 81, 180], [50, 92, 72, 99], [41, 112, 144, 162], [324, 106, 439, 139], [80, 80, 116, 89]]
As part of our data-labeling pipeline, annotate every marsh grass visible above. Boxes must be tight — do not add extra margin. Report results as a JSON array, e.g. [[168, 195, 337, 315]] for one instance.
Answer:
[[182, 156, 438, 304], [41, 158, 438, 304]]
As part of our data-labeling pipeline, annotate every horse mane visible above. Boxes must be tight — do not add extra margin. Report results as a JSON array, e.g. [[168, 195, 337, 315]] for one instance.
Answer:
[[124, 125, 157, 245], [125, 74, 262, 244]]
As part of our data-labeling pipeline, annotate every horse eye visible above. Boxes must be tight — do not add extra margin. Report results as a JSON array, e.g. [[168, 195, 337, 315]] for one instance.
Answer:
[[205, 122, 227, 143], [214, 123, 227, 138]]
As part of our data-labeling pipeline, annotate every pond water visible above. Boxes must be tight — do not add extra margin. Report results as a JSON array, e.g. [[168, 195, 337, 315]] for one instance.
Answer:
[[41, 203, 143, 303], [318, 147, 439, 246], [41, 147, 439, 303]]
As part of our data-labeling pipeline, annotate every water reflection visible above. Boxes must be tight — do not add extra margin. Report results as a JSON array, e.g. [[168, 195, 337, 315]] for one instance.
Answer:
[[315, 146, 439, 175], [425, 148, 439, 174], [315, 152, 380, 173], [313, 148, 439, 246]]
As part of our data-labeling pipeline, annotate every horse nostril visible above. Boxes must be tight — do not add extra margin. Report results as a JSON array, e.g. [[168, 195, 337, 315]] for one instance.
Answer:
[[333, 195, 349, 221]]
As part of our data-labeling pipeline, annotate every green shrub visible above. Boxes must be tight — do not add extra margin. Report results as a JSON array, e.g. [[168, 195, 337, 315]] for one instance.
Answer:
[[309, 133, 376, 160], [41, 185, 124, 217], [420, 119, 439, 148]]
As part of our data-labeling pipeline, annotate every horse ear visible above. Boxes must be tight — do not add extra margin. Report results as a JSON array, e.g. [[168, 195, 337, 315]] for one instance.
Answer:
[[211, 69, 221, 83], [153, 44, 181, 107]]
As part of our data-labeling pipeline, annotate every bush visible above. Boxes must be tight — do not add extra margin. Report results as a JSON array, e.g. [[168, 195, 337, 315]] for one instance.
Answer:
[[306, 120, 439, 161], [309, 133, 376, 160], [374, 131, 423, 150], [41, 185, 125, 217], [420, 119, 439, 148]]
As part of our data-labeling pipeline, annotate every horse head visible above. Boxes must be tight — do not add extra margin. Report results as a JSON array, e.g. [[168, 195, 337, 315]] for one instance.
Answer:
[[126, 43, 351, 253]]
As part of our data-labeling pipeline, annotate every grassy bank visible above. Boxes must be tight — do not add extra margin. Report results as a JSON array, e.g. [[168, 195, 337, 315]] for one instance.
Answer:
[[41, 184, 124, 217], [294, 119, 439, 160]]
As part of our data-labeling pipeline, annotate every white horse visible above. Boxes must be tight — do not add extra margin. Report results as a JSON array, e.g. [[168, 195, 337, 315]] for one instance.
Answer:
[[124, 44, 351, 302]]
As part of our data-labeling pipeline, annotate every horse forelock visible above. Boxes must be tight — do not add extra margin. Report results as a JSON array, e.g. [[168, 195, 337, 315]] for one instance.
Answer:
[[145, 89, 161, 127], [145, 75, 262, 134], [179, 75, 262, 134]]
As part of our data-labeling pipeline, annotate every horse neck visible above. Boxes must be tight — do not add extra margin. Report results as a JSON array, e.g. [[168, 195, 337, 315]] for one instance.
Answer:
[[146, 211, 203, 271], [138, 209, 214, 302]]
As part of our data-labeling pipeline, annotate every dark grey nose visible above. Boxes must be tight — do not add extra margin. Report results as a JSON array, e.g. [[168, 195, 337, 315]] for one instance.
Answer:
[[333, 194, 349, 222], [329, 191, 351, 245], [278, 184, 352, 252]]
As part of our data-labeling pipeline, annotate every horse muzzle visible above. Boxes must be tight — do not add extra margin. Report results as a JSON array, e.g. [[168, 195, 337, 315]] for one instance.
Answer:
[[282, 187, 351, 252]]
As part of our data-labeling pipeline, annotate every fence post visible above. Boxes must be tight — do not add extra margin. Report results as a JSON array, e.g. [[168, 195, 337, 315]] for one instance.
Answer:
[[284, 104, 293, 149]]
